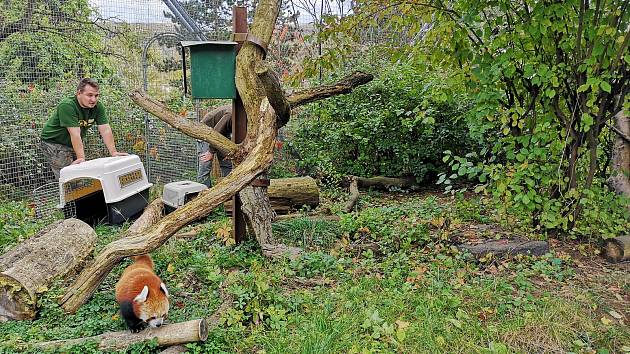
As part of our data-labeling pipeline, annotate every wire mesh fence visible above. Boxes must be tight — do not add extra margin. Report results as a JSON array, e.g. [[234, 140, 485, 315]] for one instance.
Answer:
[[0, 1, 214, 219], [1, 0, 408, 221]]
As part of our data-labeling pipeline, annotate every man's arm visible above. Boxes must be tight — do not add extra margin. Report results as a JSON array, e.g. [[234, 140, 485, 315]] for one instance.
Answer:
[[97, 124, 127, 157], [67, 127, 86, 164]]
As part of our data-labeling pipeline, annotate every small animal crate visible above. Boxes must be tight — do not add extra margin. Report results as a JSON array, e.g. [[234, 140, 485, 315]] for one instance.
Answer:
[[58, 155, 152, 225], [162, 180, 207, 213]]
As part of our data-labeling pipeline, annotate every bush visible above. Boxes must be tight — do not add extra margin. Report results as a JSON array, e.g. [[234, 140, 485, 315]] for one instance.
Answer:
[[288, 63, 479, 184]]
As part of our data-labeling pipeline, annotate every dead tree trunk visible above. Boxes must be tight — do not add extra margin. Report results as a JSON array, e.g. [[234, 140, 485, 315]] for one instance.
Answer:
[[608, 110, 630, 212], [32, 318, 208, 351], [1, 219, 96, 320]]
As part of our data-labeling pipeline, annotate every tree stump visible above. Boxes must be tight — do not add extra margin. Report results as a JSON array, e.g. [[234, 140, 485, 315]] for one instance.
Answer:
[[0, 219, 96, 321]]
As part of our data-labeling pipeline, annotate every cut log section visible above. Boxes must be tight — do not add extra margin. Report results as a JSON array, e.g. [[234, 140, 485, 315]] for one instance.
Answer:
[[603, 236, 630, 263], [32, 318, 208, 351], [0, 219, 96, 321], [225, 176, 319, 214]]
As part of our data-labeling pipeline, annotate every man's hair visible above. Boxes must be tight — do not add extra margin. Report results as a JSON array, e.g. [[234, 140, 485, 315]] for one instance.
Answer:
[[77, 78, 99, 92]]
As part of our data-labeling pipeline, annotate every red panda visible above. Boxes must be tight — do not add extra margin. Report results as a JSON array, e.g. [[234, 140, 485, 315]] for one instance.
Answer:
[[115, 254, 169, 332]]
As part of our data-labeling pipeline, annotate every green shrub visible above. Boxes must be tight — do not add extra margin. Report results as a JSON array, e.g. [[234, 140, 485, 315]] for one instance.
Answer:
[[289, 62, 478, 184]]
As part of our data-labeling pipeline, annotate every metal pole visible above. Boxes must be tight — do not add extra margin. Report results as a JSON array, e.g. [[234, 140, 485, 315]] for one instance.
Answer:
[[232, 5, 248, 243], [162, 0, 198, 39], [170, 0, 208, 41]]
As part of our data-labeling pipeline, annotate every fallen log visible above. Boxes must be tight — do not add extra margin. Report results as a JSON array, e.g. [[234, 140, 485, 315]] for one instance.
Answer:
[[603, 236, 630, 263], [457, 238, 549, 258], [355, 176, 419, 190], [0, 219, 96, 321], [32, 318, 208, 351], [225, 176, 319, 214]]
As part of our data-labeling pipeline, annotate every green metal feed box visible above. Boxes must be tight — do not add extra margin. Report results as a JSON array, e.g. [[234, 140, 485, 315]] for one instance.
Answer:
[[181, 41, 238, 99]]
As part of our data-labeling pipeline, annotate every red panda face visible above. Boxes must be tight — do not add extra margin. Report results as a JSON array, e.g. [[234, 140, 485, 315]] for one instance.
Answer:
[[133, 282, 170, 328]]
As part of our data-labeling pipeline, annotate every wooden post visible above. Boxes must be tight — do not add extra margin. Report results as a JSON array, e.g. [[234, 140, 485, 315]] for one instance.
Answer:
[[232, 5, 248, 243]]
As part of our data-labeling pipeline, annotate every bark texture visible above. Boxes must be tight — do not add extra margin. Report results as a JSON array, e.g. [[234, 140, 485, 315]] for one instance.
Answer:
[[127, 198, 164, 235], [0, 219, 96, 321], [32, 318, 208, 351], [607, 110, 630, 211]]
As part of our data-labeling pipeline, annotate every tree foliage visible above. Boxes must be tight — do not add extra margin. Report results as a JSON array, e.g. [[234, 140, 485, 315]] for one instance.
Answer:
[[290, 61, 478, 183]]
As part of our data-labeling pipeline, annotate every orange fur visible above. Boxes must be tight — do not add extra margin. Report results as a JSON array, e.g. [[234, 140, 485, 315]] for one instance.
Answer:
[[115, 254, 169, 331]]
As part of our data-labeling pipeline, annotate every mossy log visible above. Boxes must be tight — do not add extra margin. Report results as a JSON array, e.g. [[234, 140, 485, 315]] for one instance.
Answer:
[[603, 236, 630, 263], [0, 219, 96, 321], [224, 176, 319, 214], [32, 318, 208, 351]]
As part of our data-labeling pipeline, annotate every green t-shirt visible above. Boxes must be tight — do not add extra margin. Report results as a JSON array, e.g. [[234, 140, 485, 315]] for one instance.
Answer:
[[41, 96, 108, 147]]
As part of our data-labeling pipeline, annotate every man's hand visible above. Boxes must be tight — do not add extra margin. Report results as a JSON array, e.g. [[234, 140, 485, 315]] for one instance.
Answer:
[[199, 151, 214, 162], [111, 151, 128, 157], [71, 157, 86, 165]]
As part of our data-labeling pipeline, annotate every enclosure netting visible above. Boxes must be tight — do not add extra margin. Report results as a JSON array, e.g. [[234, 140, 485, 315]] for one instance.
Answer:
[[0, 0, 316, 219]]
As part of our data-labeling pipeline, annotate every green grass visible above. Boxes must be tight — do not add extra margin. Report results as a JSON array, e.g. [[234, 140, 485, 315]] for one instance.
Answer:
[[0, 194, 628, 354]]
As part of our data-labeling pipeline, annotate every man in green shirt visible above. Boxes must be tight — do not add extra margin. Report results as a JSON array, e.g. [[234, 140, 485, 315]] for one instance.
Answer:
[[40, 78, 127, 178]]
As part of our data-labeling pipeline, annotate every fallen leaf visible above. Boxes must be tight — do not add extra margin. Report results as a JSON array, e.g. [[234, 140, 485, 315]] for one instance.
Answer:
[[601, 316, 613, 325]]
